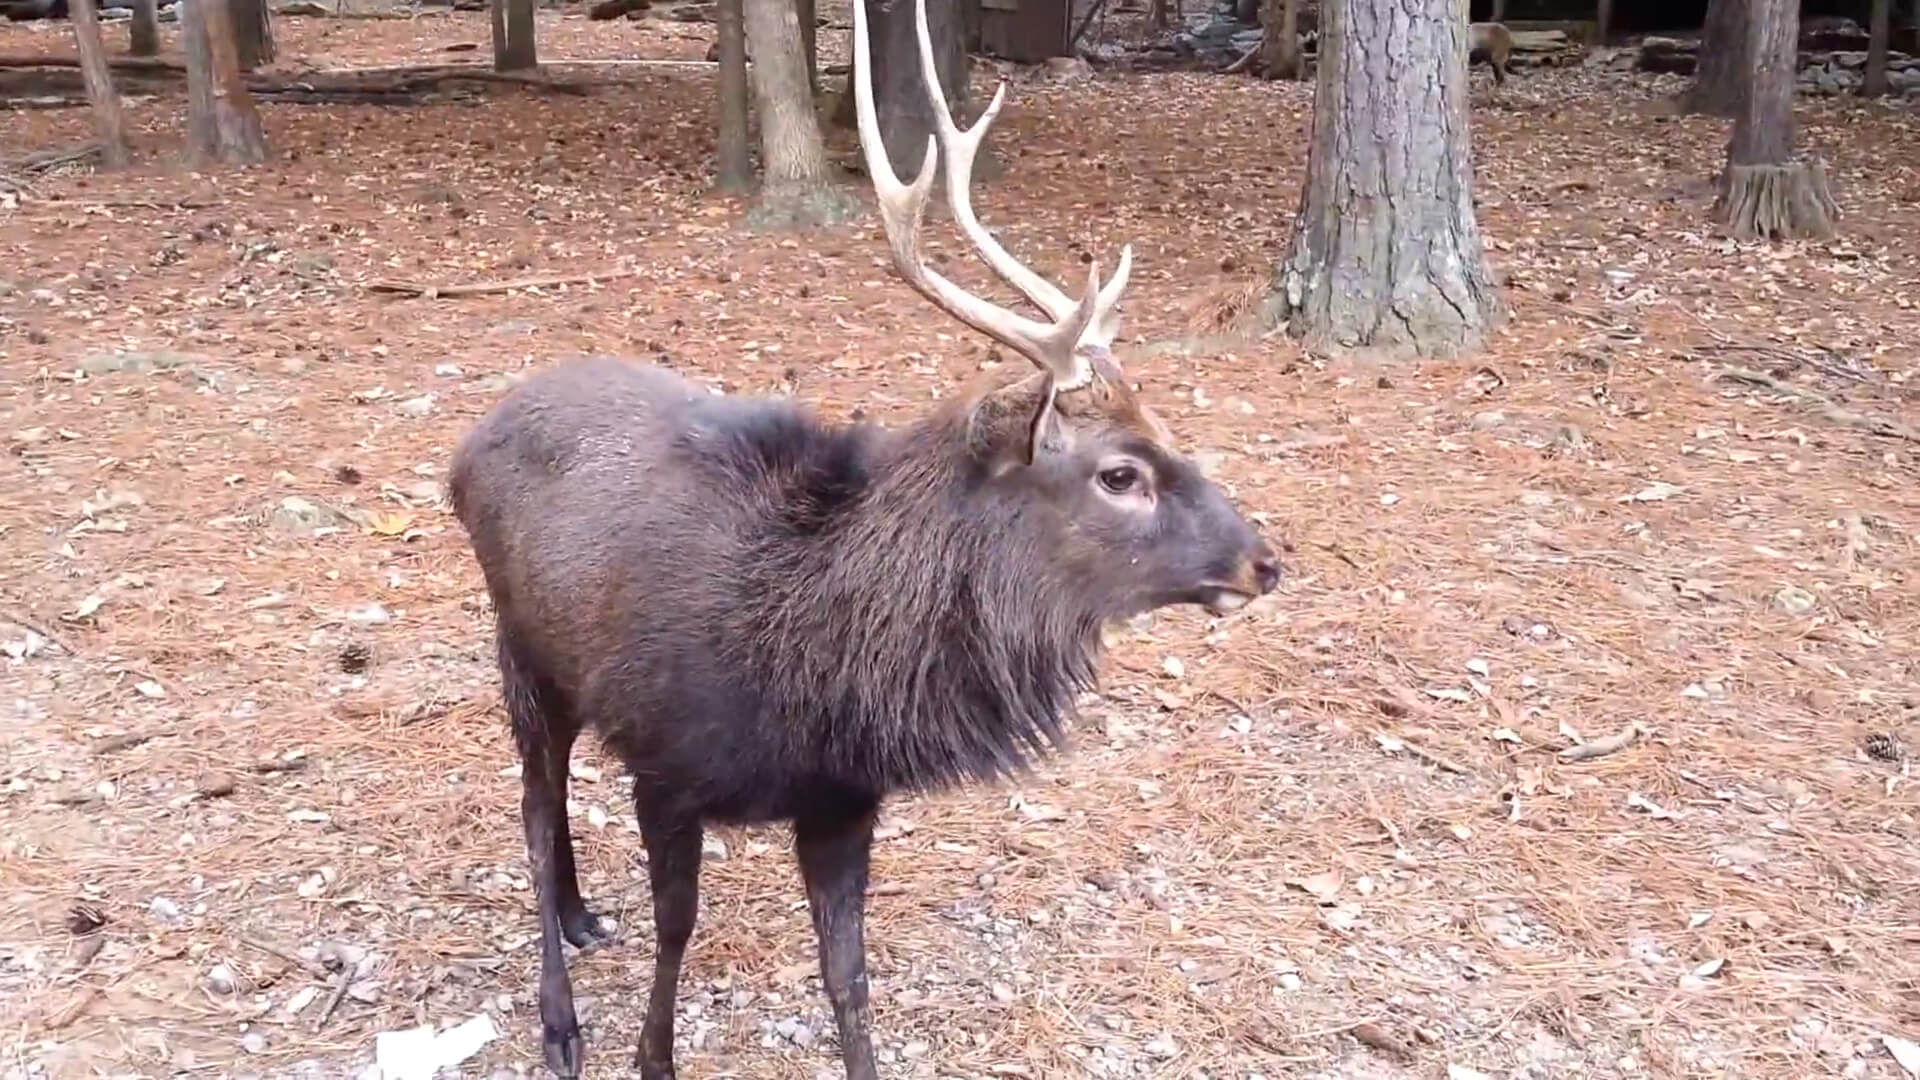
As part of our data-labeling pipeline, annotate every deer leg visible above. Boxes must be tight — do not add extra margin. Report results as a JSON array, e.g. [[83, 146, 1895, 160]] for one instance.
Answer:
[[503, 639, 610, 951], [795, 799, 881, 1080], [633, 806, 702, 1080], [502, 635, 595, 1078]]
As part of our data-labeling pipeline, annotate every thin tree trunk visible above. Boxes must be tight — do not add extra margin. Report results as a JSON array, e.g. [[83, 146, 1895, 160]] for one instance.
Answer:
[[1150, 0, 1168, 28], [490, 0, 507, 62], [1490, 0, 1505, 20], [69, 0, 130, 168], [866, 0, 970, 180], [1864, 0, 1891, 96], [182, 0, 267, 165], [716, 0, 752, 191], [230, 0, 274, 70], [129, 0, 160, 57], [743, 0, 857, 227], [1596, 0, 1612, 43], [1258, 0, 1302, 78], [497, 0, 537, 70], [1683, 0, 1746, 116], [1712, 0, 1837, 238], [798, 0, 818, 94], [1263, 0, 1503, 359]]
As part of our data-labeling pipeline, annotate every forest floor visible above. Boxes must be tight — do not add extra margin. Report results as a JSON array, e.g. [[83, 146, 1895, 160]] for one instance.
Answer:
[[3, 4, 1920, 1080]]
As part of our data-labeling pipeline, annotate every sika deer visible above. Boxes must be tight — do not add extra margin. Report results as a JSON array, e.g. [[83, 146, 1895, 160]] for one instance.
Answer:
[[447, 0, 1281, 1074]]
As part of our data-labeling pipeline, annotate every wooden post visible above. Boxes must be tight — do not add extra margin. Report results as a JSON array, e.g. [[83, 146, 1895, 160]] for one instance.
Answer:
[[69, 0, 130, 168]]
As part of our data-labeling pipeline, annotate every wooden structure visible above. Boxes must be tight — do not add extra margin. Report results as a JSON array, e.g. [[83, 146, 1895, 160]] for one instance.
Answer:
[[977, 0, 1072, 62]]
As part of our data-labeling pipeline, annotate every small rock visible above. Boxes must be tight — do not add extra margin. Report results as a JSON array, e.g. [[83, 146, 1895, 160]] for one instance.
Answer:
[[347, 603, 390, 626], [1772, 585, 1816, 615], [149, 897, 183, 923], [240, 1031, 267, 1054], [1144, 1033, 1180, 1059], [207, 964, 238, 994], [396, 394, 436, 418], [196, 771, 236, 799]]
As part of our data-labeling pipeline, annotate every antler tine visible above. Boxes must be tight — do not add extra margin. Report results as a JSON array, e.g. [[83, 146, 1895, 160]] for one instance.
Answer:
[[909, 0, 1134, 356], [853, 0, 1101, 386]]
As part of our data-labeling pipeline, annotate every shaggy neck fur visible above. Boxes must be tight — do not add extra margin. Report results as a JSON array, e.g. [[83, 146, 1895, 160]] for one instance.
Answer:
[[729, 394, 1107, 798]]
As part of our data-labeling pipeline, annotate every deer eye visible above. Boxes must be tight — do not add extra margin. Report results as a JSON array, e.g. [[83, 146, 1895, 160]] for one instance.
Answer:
[[1097, 464, 1143, 494]]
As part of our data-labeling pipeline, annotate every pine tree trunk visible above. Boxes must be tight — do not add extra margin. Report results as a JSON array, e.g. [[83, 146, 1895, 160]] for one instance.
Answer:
[[716, 0, 752, 191], [1863, 0, 1891, 96], [743, 0, 857, 227], [230, 0, 274, 70], [497, 0, 537, 70], [1712, 0, 1837, 239], [1490, 0, 1505, 20], [183, 0, 268, 165], [1263, 0, 1503, 359], [865, 0, 970, 179], [1258, 0, 1302, 78], [799, 0, 818, 94], [129, 0, 160, 57], [69, 0, 130, 168], [1684, 0, 1746, 116]]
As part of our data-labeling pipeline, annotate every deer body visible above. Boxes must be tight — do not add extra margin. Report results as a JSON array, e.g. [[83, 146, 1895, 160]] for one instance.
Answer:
[[450, 0, 1280, 1075]]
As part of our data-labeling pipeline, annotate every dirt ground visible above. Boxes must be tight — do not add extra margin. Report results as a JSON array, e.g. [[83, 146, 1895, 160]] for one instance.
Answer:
[[3, 4, 1919, 1079]]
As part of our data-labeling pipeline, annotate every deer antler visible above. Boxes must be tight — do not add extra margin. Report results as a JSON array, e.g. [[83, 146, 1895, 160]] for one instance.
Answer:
[[852, 0, 1127, 390], [905, 0, 1133, 361]]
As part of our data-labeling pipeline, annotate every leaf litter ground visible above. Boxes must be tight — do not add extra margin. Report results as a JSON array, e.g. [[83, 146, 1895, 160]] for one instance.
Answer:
[[2, 6, 1919, 1080]]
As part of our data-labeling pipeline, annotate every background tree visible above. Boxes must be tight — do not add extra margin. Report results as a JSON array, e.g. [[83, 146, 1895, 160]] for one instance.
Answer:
[[1863, 0, 1891, 96], [1683, 0, 1745, 115], [862, 0, 970, 176], [69, 0, 129, 168], [231, 0, 274, 71], [799, 0, 819, 93], [130, 0, 160, 57], [742, 0, 858, 226], [183, 0, 267, 165], [495, 0, 537, 70], [1258, 0, 1303, 79], [1712, 0, 1837, 238], [1261, 0, 1502, 358], [716, 0, 751, 191]]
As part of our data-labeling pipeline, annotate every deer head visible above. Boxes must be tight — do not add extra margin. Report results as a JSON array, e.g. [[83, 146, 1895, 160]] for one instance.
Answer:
[[850, 0, 1280, 617]]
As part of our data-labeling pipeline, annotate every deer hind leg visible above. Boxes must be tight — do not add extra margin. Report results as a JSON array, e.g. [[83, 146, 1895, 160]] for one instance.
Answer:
[[500, 630, 602, 1078], [632, 804, 702, 1080], [796, 797, 882, 1080]]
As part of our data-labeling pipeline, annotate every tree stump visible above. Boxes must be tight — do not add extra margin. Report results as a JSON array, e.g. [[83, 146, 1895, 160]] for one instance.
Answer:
[[1714, 158, 1839, 240]]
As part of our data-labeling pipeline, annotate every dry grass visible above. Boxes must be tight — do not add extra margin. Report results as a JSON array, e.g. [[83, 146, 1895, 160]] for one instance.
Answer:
[[3, 4, 1920, 1080]]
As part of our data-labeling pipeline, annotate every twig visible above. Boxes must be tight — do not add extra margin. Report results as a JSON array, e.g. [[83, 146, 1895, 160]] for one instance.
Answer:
[[313, 969, 354, 1033], [239, 937, 330, 979], [1714, 367, 1920, 443], [1558, 723, 1640, 763], [1398, 738, 1473, 776], [0, 610, 77, 655], [366, 269, 635, 298]]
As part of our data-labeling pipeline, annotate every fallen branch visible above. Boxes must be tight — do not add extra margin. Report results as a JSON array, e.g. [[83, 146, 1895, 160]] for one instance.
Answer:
[[1715, 367, 1920, 443], [365, 269, 636, 298], [1221, 39, 1261, 74]]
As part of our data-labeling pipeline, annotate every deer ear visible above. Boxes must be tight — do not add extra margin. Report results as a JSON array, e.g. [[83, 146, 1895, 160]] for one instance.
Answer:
[[966, 374, 1071, 472]]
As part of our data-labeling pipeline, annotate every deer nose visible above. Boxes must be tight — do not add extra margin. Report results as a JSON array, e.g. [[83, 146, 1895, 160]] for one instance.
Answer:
[[1251, 552, 1282, 594]]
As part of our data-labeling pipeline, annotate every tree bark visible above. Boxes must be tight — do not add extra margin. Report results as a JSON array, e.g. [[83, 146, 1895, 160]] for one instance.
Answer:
[[863, 0, 970, 180], [1258, 0, 1302, 78], [798, 0, 818, 94], [490, 0, 508, 64], [69, 0, 130, 168], [743, 0, 858, 227], [1596, 0, 1613, 43], [230, 0, 274, 71], [183, 0, 268, 165], [715, 0, 752, 191], [129, 0, 160, 57], [1263, 0, 1503, 359], [1683, 0, 1746, 116], [497, 0, 537, 70], [1863, 0, 1891, 96], [1712, 0, 1837, 238]]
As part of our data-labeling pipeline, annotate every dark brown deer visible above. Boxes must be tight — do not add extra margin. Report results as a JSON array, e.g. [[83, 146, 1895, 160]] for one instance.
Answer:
[[446, 0, 1281, 1074]]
